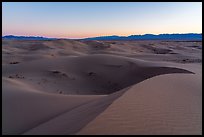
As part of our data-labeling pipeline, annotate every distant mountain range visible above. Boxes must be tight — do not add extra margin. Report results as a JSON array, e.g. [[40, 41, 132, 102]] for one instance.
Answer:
[[84, 33, 202, 41], [2, 35, 57, 40], [2, 33, 202, 41]]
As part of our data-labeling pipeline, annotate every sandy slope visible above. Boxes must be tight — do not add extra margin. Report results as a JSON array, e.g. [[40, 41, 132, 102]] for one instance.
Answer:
[[78, 64, 202, 135], [2, 77, 105, 135], [2, 40, 202, 135], [22, 87, 130, 135]]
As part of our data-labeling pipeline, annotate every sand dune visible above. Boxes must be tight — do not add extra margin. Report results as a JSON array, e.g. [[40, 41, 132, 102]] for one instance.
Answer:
[[2, 54, 193, 95], [2, 40, 202, 135], [78, 64, 202, 135], [2, 77, 105, 135]]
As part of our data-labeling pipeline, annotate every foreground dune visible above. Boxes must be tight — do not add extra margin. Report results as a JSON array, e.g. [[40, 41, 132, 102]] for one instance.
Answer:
[[2, 40, 202, 135], [2, 77, 105, 135], [78, 65, 202, 135]]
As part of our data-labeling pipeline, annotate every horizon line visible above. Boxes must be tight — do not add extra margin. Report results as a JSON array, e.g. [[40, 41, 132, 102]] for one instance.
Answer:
[[2, 32, 202, 39]]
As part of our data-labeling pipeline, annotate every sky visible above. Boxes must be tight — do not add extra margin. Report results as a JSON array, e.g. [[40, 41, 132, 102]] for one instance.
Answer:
[[2, 2, 202, 39]]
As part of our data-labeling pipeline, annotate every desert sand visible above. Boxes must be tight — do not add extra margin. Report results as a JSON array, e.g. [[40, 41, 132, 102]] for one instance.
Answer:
[[2, 40, 202, 135]]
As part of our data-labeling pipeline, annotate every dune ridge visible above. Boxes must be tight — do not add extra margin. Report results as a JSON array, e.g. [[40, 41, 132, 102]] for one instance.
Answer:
[[78, 71, 201, 135]]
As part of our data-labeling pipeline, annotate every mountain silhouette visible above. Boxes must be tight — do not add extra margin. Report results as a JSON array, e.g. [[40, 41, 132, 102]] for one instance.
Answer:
[[2, 33, 202, 41], [2, 35, 57, 40], [84, 33, 202, 41]]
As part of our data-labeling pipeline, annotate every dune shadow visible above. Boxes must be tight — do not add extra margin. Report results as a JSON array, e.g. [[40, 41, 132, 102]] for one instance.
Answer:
[[81, 63, 194, 95]]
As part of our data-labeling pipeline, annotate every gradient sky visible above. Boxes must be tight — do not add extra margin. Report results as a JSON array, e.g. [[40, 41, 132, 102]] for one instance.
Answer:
[[2, 2, 202, 39]]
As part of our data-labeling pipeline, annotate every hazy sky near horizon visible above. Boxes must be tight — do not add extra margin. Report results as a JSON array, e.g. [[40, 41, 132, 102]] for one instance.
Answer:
[[2, 2, 202, 39]]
